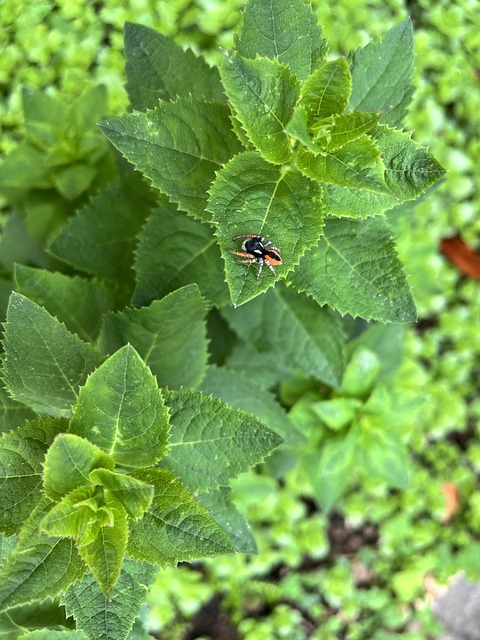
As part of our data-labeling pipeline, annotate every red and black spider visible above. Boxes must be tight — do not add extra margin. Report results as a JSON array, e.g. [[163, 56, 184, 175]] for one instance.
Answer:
[[229, 234, 282, 279]]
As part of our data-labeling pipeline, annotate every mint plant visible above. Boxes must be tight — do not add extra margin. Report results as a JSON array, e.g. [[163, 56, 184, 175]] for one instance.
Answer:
[[101, 8, 444, 313], [288, 335, 423, 510], [0, 0, 446, 637], [0, 293, 281, 637], [0, 86, 115, 266]]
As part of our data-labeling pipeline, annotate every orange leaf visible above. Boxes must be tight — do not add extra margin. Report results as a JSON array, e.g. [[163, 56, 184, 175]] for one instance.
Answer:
[[440, 236, 480, 279], [441, 482, 460, 523]]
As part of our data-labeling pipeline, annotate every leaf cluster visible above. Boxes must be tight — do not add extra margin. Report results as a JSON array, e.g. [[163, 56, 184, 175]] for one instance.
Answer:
[[0, 87, 115, 266], [100, 9, 444, 314], [288, 325, 423, 509], [0, 0, 448, 638], [0, 293, 281, 638]]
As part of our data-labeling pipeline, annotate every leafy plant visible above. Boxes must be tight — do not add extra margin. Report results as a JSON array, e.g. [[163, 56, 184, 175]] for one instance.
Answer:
[[101, 12, 444, 313], [287, 326, 423, 509], [0, 291, 281, 637], [0, 86, 115, 273], [0, 0, 446, 637]]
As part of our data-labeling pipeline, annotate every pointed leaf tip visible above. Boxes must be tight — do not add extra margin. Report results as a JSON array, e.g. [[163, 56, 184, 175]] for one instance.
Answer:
[[2, 292, 101, 417], [70, 344, 170, 468]]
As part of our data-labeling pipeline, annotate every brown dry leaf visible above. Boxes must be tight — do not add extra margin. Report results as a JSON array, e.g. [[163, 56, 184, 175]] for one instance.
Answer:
[[441, 481, 460, 523], [440, 236, 480, 279]]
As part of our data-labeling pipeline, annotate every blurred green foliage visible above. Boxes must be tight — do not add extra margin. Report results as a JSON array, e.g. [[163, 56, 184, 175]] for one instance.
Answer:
[[0, 0, 244, 154]]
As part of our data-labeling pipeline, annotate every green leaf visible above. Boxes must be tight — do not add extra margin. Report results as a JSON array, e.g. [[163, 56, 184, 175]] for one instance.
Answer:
[[99, 284, 208, 390], [323, 127, 442, 216], [76, 492, 128, 597], [311, 398, 362, 431], [51, 162, 98, 201], [296, 136, 387, 192], [0, 418, 64, 535], [17, 631, 85, 640], [0, 211, 45, 271], [70, 345, 169, 469], [323, 183, 399, 219], [300, 59, 352, 121], [226, 341, 292, 390], [355, 419, 410, 489], [362, 381, 397, 415], [127, 469, 234, 565], [0, 382, 36, 433], [100, 99, 242, 220], [132, 206, 229, 307], [23, 189, 72, 249], [236, 0, 328, 80], [0, 599, 75, 636], [222, 288, 345, 388], [289, 390, 326, 435], [41, 485, 115, 549], [340, 346, 381, 397], [49, 171, 155, 286], [14, 266, 116, 344], [196, 486, 258, 554], [62, 557, 156, 640], [0, 499, 86, 612], [220, 55, 300, 164], [2, 293, 102, 418], [208, 151, 324, 306], [22, 87, 63, 150], [296, 125, 445, 219], [371, 125, 446, 199], [290, 217, 417, 323], [161, 389, 283, 491], [43, 434, 115, 501], [17, 84, 111, 207], [130, 619, 156, 640], [312, 112, 381, 151], [307, 429, 358, 510], [284, 106, 320, 153], [89, 468, 154, 520], [65, 85, 109, 154], [348, 323, 405, 382], [199, 365, 303, 444], [0, 534, 16, 570], [125, 22, 225, 110], [0, 144, 49, 205], [388, 390, 424, 433], [348, 20, 414, 127]]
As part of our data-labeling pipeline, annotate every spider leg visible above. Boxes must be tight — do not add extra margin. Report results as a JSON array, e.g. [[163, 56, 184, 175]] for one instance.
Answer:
[[266, 262, 277, 277], [256, 260, 264, 279], [228, 250, 254, 258], [231, 255, 258, 266], [233, 234, 263, 240]]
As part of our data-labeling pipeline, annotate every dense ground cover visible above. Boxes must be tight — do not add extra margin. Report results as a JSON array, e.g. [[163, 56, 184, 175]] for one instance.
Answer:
[[1, 1, 479, 638]]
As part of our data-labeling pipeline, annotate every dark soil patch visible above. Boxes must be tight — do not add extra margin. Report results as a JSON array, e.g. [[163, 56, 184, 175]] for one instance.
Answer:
[[182, 594, 238, 640], [327, 511, 378, 557]]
